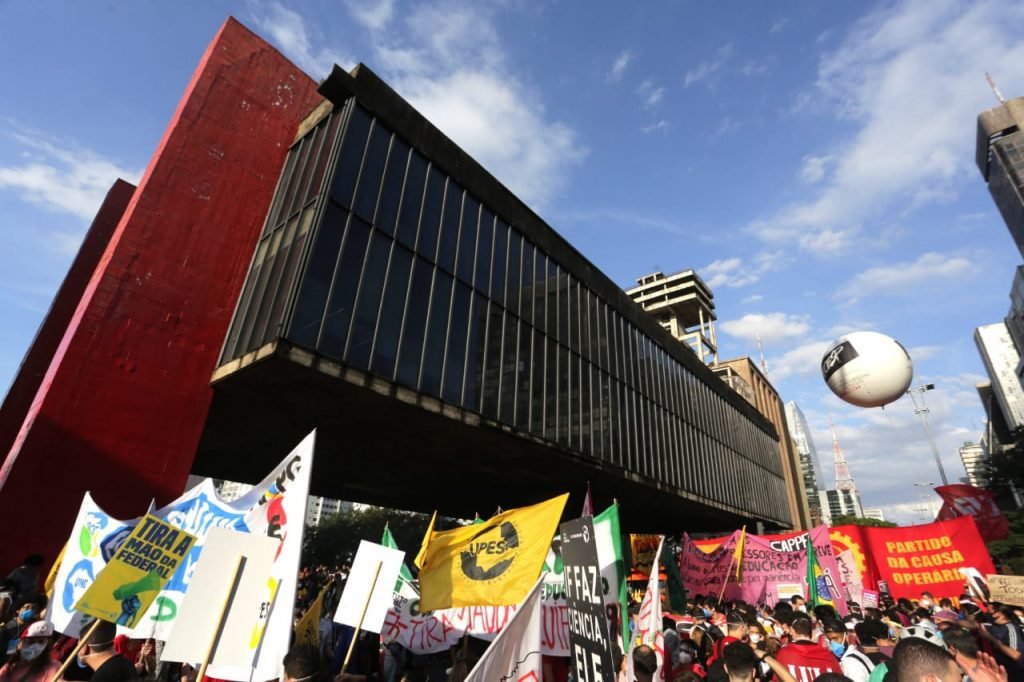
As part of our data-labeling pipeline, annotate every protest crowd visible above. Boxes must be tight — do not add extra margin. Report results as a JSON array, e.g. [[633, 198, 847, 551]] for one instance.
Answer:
[[3, 435, 1022, 682]]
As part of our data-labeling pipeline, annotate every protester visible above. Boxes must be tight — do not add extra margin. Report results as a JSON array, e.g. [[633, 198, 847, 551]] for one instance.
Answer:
[[773, 614, 842, 680], [0, 592, 46, 663], [842, 620, 891, 682], [0, 620, 59, 682], [632, 645, 658, 682], [5, 557, 43, 599], [77, 620, 138, 682], [282, 643, 321, 682], [942, 626, 980, 674], [890, 637, 962, 682]]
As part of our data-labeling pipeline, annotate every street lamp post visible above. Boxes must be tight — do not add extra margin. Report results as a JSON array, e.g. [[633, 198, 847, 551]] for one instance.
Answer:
[[906, 384, 949, 486], [913, 481, 936, 524]]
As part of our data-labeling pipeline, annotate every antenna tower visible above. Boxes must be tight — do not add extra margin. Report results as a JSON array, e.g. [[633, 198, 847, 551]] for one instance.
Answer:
[[830, 417, 857, 493], [756, 331, 768, 378], [987, 72, 1007, 104]]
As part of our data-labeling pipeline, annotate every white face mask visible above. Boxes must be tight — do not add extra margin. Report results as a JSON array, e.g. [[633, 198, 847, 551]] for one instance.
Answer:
[[21, 643, 46, 661], [749, 634, 762, 644]]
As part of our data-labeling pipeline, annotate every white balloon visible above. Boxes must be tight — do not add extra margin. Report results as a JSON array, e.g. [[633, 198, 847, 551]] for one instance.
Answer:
[[821, 331, 913, 408]]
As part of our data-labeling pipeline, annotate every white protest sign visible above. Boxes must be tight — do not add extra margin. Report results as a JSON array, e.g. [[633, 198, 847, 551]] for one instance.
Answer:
[[334, 540, 405, 635], [161, 528, 278, 668]]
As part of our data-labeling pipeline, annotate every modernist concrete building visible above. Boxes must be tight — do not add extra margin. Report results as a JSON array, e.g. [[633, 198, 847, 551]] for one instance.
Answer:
[[626, 270, 719, 365], [975, 323, 1024, 431], [958, 441, 988, 488], [977, 96, 1024, 258], [0, 19, 800, 565]]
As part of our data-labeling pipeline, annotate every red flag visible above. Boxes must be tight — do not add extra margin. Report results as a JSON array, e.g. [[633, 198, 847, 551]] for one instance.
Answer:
[[581, 482, 593, 517], [935, 484, 1008, 541]]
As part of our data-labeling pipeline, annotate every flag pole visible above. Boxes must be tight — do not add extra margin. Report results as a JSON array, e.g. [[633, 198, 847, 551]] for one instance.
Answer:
[[51, 618, 103, 682], [341, 560, 383, 675], [197, 555, 246, 682], [717, 552, 737, 603]]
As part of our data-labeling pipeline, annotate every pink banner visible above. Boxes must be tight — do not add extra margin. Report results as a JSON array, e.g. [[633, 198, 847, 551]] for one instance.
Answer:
[[680, 526, 847, 615]]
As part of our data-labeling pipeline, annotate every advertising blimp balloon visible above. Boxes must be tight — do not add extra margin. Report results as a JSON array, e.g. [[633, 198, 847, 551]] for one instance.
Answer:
[[821, 331, 913, 408]]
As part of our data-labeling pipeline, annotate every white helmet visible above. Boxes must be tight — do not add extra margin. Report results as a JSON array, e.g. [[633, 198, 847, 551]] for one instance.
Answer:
[[901, 623, 944, 648]]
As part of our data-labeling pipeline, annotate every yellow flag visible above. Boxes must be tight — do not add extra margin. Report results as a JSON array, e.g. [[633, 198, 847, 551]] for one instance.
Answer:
[[294, 582, 328, 647], [45, 542, 67, 598], [414, 511, 437, 569], [733, 526, 747, 581], [419, 494, 568, 612]]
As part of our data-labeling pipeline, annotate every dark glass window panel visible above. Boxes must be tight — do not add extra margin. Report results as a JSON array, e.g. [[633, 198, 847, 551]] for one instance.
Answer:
[[580, 360, 591, 455], [264, 145, 300, 234], [520, 242, 534, 327], [353, 123, 391, 222], [491, 221, 508, 303], [600, 371, 611, 461], [223, 238, 269, 358], [599, 304, 611, 373], [558, 345, 570, 447], [277, 141, 308, 227], [609, 378, 621, 466], [481, 304, 504, 419], [499, 315, 518, 424], [345, 231, 392, 369], [417, 166, 445, 261], [264, 204, 316, 344], [370, 245, 413, 378], [463, 292, 487, 411], [284, 125, 321, 219], [248, 214, 300, 350], [329, 105, 372, 208], [396, 152, 428, 248], [588, 293, 600, 365], [505, 233, 521, 315], [568, 279, 580, 352], [531, 330, 545, 435], [304, 110, 343, 207], [375, 138, 409, 236], [456, 196, 479, 283], [570, 353, 581, 449], [546, 260, 558, 337], [558, 271, 570, 345], [319, 216, 371, 358], [515, 322, 532, 430], [436, 180, 462, 273], [544, 337, 557, 442], [442, 283, 472, 404], [288, 204, 349, 348], [237, 227, 285, 354], [533, 254, 547, 335], [395, 258, 434, 387], [419, 271, 453, 396], [580, 289, 591, 361], [474, 209, 494, 295]]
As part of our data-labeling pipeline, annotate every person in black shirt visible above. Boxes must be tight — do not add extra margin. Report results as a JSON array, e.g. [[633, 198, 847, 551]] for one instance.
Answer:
[[78, 620, 137, 682]]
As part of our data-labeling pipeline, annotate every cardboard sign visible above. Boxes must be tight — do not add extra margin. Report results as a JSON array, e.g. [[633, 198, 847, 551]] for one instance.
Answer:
[[75, 514, 196, 628], [334, 540, 405, 634], [630, 534, 661, 578], [776, 583, 804, 601], [862, 590, 879, 608], [987, 575, 1024, 606], [161, 528, 279, 667], [561, 518, 615, 682]]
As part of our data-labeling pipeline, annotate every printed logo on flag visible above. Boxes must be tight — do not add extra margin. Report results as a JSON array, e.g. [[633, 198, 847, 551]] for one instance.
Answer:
[[821, 342, 859, 381], [461, 521, 520, 582]]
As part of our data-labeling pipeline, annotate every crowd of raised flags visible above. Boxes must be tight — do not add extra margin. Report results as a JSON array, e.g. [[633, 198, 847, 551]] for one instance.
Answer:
[[0, 431, 1021, 682]]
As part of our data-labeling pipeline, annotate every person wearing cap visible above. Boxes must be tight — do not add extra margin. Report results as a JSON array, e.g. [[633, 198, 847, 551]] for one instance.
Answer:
[[0, 592, 46, 664], [0, 620, 59, 682], [78, 620, 138, 682], [773, 614, 842, 681]]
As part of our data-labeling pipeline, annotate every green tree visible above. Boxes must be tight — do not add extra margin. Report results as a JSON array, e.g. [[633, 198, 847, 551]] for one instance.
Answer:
[[831, 515, 897, 528], [987, 507, 1024, 574]]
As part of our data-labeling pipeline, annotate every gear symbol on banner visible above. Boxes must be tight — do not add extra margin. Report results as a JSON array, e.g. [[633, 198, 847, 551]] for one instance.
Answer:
[[830, 530, 867, 575]]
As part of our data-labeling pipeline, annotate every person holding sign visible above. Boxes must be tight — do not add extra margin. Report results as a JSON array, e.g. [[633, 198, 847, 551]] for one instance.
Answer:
[[77, 620, 138, 682], [0, 621, 59, 682]]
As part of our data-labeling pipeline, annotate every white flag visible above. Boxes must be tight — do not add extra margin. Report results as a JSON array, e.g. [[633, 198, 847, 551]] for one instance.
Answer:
[[464, 576, 545, 682], [629, 535, 666, 681]]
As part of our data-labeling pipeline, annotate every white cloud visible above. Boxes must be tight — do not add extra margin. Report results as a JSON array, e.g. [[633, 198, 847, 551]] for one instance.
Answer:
[[720, 312, 813, 345], [607, 49, 633, 83], [253, 2, 354, 76], [749, 0, 1024, 254], [641, 120, 671, 134], [684, 43, 732, 88], [637, 79, 666, 109], [837, 251, 972, 303], [740, 59, 769, 77], [0, 128, 141, 221], [702, 250, 788, 288], [798, 154, 831, 184], [344, 0, 394, 31], [252, 0, 585, 210], [770, 18, 789, 34], [766, 339, 832, 382], [742, 294, 764, 304]]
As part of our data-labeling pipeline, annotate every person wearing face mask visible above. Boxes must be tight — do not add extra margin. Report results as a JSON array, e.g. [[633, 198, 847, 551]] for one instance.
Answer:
[[77, 620, 137, 682], [773, 615, 842, 681], [0, 620, 59, 682], [0, 593, 46, 665]]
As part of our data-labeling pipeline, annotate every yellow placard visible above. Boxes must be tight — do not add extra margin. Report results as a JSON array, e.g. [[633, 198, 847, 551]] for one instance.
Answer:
[[75, 514, 196, 628]]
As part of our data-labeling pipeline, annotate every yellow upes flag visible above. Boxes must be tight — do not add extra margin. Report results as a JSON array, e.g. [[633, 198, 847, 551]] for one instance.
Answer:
[[294, 582, 329, 648], [419, 493, 569, 612], [733, 526, 747, 581], [414, 511, 437, 569]]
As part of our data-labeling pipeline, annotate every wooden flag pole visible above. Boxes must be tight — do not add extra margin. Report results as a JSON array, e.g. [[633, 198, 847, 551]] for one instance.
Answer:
[[197, 555, 246, 682], [51, 618, 103, 682], [717, 552, 737, 603], [340, 560, 383, 675]]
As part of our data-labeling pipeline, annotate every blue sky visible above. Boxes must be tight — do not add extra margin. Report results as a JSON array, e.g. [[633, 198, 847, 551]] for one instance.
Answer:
[[2, 0, 1023, 524]]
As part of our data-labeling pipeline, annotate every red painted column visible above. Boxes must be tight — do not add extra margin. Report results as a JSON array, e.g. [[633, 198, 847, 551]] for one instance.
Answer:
[[0, 17, 323, 570]]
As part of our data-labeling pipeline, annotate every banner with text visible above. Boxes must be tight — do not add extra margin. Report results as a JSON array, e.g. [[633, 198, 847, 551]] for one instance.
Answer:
[[562, 518, 615, 682]]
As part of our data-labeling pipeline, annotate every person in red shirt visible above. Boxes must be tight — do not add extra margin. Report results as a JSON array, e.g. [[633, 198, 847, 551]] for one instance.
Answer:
[[773, 615, 842, 682]]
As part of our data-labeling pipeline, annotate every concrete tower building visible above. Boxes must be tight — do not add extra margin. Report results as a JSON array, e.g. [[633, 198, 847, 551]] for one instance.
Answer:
[[819, 422, 863, 524], [977, 96, 1024, 258], [626, 270, 718, 365], [975, 323, 1024, 431], [785, 401, 824, 526]]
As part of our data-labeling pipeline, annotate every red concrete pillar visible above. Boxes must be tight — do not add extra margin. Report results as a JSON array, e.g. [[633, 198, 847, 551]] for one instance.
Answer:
[[0, 17, 323, 570]]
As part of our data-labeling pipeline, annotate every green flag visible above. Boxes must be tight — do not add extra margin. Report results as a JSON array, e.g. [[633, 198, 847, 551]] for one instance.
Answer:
[[594, 503, 629, 651], [664, 539, 687, 613], [805, 532, 819, 606], [382, 524, 415, 593]]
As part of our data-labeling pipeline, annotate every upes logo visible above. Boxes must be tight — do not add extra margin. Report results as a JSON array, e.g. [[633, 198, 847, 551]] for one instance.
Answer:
[[460, 521, 520, 582], [821, 342, 859, 381]]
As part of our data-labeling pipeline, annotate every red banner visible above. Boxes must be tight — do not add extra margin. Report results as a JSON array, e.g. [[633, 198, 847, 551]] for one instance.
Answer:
[[838, 517, 995, 600], [935, 484, 1009, 541]]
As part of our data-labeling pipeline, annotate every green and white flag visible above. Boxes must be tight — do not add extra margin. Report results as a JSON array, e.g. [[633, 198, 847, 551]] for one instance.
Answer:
[[594, 503, 628, 651], [381, 524, 417, 597]]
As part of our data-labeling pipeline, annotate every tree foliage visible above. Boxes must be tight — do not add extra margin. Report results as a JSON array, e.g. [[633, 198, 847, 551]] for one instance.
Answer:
[[830, 515, 897, 528], [988, 507, 1024, 575]]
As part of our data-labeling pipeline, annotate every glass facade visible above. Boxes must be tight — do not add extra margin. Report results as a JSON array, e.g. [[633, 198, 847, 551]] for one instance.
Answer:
[[222, 97, 790, 523], [989, 132, 1024, 259]]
